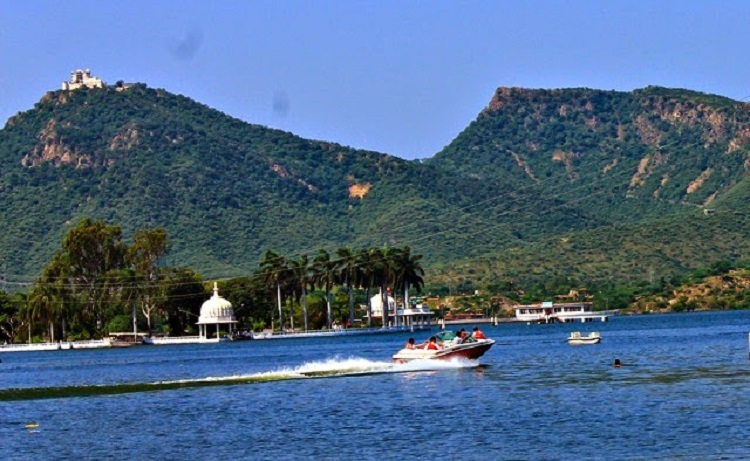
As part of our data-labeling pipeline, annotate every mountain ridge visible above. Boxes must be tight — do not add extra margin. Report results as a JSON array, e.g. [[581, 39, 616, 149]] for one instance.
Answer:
[[1, 82, 748, 289]]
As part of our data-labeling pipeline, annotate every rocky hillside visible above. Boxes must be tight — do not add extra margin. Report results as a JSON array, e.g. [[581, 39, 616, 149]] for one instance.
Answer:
[[0, 84, 570, 280], [630, 267, 750, 313], [429, 86, 750, 220], [1, 83, 749, 289]]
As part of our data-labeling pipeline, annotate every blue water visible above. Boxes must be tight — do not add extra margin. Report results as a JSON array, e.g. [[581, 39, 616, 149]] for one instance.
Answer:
[[2, 310, 749, 460]]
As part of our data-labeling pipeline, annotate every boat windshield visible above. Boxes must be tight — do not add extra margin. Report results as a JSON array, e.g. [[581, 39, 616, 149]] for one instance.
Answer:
[[434, 330, 480, 344], [435, 331, 456, 342]]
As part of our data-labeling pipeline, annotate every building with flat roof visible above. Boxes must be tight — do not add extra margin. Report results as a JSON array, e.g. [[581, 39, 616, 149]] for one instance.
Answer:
[[514, 301, 617, 323], [62, 68, 104, 90]]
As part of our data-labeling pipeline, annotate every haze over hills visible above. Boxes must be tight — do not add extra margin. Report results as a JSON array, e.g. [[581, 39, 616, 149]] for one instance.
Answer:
[[1, 82, 749, 289]]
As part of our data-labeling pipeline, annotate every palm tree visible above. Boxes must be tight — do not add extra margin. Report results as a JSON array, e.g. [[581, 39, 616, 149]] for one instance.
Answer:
[[260, 250, 287, 331], [356, 247, 377, 327], [288, 254, 311, 332], [337, 247, 359, 328], [37, 253, 72, 340], [393, 246, 425, 315], [27, 285, 55, 342], [369, 247, 397, 328], [31, 261, 73, 342], [312, 249, 338, 329]]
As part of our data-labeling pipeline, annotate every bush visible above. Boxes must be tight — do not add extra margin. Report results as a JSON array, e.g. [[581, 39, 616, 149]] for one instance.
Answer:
[[107, 315, 132, 333]]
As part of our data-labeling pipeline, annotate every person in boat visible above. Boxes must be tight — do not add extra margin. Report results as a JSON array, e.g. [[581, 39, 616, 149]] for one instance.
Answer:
[[472, 327, 486, 340], [453, 332, 464, 345], [405, 338, 416, 349], [425, 336, 441, 350]]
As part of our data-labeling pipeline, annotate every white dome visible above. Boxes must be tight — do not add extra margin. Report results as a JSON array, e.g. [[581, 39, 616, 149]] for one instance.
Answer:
[[197, 282, 237, 325]]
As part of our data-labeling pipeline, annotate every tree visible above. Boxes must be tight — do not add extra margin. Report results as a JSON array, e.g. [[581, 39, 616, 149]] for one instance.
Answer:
[[377, 247, 399, 327], [160, 268, 206, 336], [0, 291, 27, 344], [288, 255, 311, 331], [393, 246, 425, 316], [104, 268, 139, 335], [356, 248, 377, 327], [368, 247, 396, 327], [127, 227, 170, 336], [222, 275, 275, 332], [260, 250, 287, 331], [337, 247, 359, 328], [27, 285, 56, 342], [312, 249, 338, 329], [36, 253, 72, 339], [56, 218, 127, 336]]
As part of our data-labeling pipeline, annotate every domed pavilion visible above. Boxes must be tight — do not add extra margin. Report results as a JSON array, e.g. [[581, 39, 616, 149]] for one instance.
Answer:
[[197, 282, 237, 341]]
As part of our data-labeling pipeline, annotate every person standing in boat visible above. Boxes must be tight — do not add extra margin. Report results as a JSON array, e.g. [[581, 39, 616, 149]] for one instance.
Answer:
[[472, 327, 486, 340]]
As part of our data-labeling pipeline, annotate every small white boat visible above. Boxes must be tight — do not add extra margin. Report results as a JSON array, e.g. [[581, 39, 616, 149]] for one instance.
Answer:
[[567, 331, 601, 345], [392, 330, 495, 363]]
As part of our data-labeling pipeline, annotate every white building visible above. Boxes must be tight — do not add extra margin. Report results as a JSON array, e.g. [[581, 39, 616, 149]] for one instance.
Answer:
[[196, 282, 238, 340], [143, 282, 238, 345], [366, 291, 433, 330], [514, 301, 615, 323], [62, 68, 104, 90]]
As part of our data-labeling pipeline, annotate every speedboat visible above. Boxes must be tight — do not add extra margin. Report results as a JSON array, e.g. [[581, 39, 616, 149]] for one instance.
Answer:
[[392, 330, 495, 363], [567, 331, 601, 345]]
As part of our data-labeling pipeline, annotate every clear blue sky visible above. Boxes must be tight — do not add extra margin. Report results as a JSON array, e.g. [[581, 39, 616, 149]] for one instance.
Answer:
[[2, 1, 750, 160]]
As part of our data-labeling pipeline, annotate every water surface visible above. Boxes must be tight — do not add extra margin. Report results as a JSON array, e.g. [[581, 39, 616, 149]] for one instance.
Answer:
[[2, 310, 749, 460]]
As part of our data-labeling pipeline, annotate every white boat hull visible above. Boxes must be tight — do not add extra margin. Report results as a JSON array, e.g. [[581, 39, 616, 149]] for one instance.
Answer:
[[567, 332, 601, 345], [393, 339, 495, 362]]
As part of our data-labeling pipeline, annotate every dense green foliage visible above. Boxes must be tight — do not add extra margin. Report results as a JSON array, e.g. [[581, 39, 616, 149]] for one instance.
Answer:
[[1, 83, 749, 296], [9, 219, 208, 341], [0, 85, 424, 279], [426, 85, 750, 288], [0, 218, 427, 342], [430, 86, 750, 215]]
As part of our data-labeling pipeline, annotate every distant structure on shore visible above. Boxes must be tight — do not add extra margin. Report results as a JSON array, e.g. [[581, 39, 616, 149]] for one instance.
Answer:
[[62, 68, 104, 91], [514, 301, 616, 324]]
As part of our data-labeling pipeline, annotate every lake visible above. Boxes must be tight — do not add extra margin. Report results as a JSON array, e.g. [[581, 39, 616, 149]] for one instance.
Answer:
[[1, 310, 749, 460]]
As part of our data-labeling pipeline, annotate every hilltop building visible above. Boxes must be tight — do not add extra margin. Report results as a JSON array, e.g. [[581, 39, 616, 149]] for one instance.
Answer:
[[62, 68, 104, 91]]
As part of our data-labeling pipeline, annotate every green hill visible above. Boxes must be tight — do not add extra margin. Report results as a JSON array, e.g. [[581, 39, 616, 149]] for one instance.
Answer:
[[0, 85, 418, 276], [430, 86, 750, 217], [1, 83, 749, 289]]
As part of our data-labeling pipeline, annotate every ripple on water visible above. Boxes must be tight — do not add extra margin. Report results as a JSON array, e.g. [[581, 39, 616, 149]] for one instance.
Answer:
[[2, 311, 750, 459]]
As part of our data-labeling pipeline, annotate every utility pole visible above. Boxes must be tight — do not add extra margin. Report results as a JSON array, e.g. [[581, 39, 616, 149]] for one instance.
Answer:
[[133, 302, 138, 342]]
